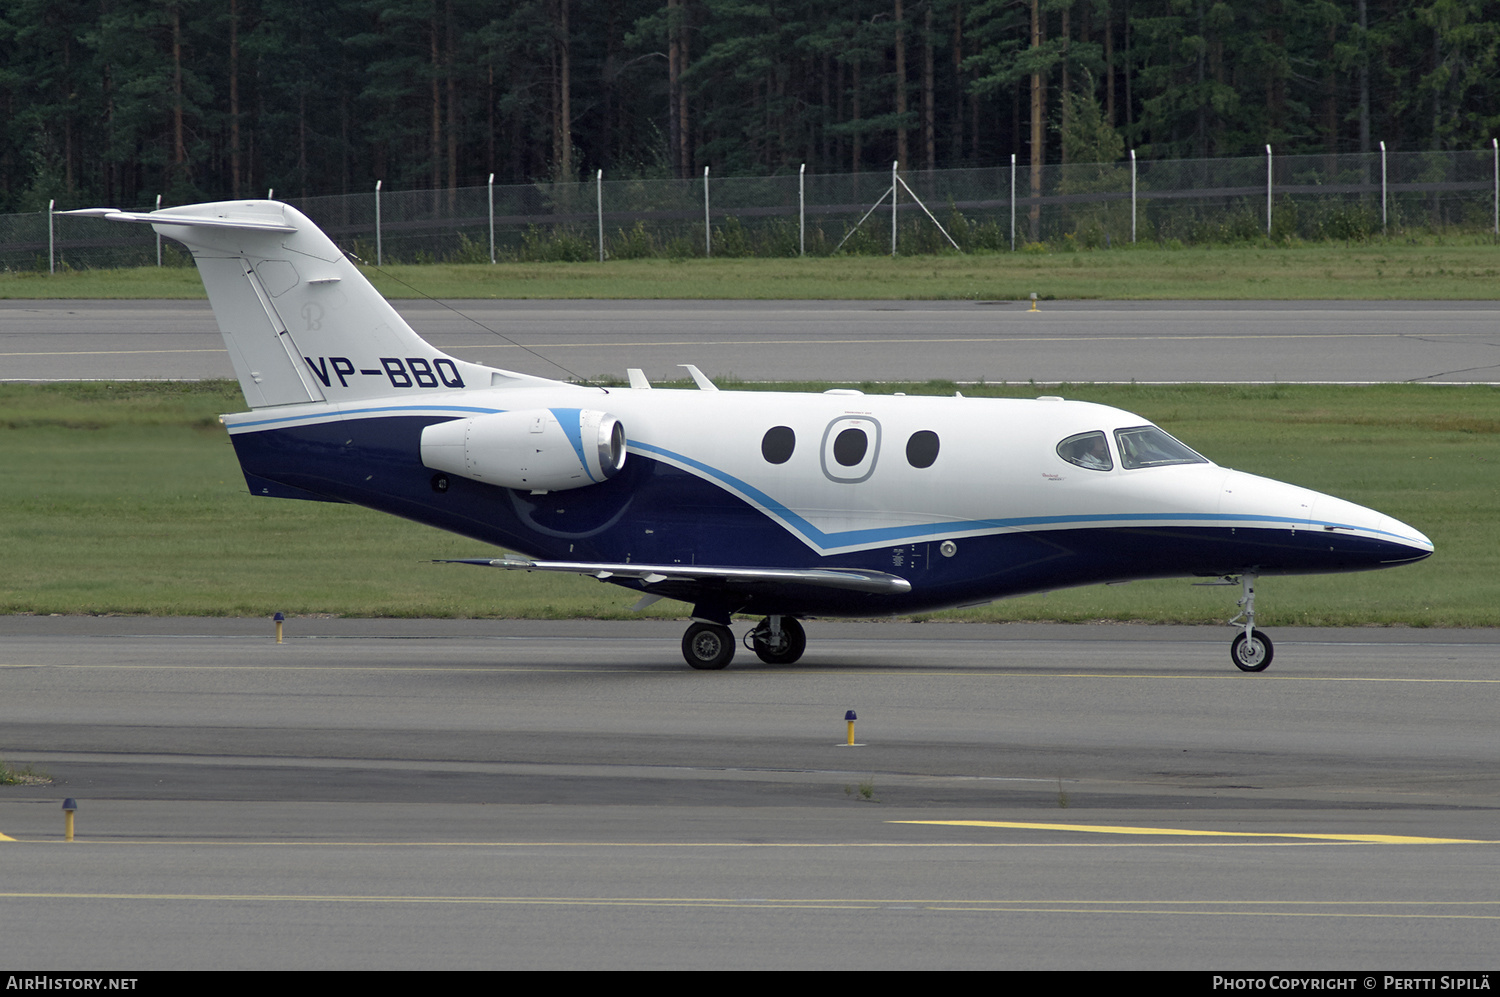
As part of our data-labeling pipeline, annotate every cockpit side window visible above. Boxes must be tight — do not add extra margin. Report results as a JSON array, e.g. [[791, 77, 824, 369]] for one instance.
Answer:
[[1113, 426, 1209, 469], [1057, 431, 1113, 471]]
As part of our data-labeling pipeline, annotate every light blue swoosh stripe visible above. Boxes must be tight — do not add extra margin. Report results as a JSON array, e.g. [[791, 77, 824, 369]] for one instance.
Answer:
[[229, 404, 504, 430], [628, 439, 1410, 549], [549, 408, 597, 482]]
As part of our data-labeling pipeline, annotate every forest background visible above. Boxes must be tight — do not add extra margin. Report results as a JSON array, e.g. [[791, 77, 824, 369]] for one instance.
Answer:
[[4, 1, 1500, 216]]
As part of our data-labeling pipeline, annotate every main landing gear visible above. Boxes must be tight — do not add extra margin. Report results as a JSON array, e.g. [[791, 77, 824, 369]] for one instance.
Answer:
[[680, 616, 807, 669], [682, 622, 735, 670], [745, 616, 806, 665], [1228, 572, 1273, 672]]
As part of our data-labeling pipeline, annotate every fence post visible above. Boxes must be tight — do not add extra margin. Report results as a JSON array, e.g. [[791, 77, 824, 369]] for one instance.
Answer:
[[375, 180, 383, 266], [1009, 153, 1016, 251], [1379, 141, 1387, 234], [48, 199, 54, 274], [703, 166, 711, 258], [1492, 138, 1497, 236], [799, 163, 806, 257], [596, 169, 605, 263], [1265, 145, 1273, 235], [891, 160, 898, 256], [155, 193, 163, 266], [1130, 149, 1137, 243], [488, 173, 496, 264]]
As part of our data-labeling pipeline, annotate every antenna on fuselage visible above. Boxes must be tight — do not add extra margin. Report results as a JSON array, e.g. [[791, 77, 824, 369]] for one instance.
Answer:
[[679, 364, 719, 391], [342, 250, 597, 387]]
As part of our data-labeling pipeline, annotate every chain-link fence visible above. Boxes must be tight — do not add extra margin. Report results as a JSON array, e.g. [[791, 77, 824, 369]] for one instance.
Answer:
[[5, 146, 1497, 272]]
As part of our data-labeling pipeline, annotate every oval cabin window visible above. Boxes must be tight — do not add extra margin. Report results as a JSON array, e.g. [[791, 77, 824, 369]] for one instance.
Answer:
[[761, 426, 796, 464], [833, 428, 868, 466], [906, 430, 939, 468], [820, 416, 881, 483]]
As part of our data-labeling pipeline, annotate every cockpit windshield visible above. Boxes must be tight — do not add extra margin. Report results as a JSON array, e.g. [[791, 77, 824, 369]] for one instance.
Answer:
[[1112, 426, 1209, 469]]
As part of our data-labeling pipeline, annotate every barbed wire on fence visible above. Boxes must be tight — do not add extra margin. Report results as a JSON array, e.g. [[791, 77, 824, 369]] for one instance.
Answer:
[[4, 145, 1497, 273]]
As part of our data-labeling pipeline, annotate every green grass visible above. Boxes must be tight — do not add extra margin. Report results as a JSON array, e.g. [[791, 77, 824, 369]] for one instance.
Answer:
[[3, 380, 1494, 626], [0, 759, 50, 785], [6, 237, 1500, 300]]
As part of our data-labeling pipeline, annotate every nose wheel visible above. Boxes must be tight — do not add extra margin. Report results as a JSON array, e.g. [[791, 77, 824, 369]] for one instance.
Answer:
[[1227, 572, 1273, 672], [1230, 628, 1274, 672]]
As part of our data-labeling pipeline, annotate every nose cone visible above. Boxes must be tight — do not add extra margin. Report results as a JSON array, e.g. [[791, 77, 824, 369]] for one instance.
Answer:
[[1308, 492, 1434, 566], [1220, 470, 1433, 573]]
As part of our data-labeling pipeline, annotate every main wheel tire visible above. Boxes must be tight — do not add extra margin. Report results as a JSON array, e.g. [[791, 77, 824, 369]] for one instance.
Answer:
[[751, 617, 807, 665], [1231, 628, 1274, 672], [682, 622, 735, 670]]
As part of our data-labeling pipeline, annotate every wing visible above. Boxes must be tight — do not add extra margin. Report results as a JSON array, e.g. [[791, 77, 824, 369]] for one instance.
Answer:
[[437, 557, 912, 610]]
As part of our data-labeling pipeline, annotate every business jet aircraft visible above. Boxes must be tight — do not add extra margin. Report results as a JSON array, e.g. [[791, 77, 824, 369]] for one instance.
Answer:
[[72, 200, 1433, 672]]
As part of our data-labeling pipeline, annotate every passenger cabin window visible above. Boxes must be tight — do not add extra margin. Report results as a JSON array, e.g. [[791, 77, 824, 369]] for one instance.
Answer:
[[820, 416, 881, 483], [832, 428, 868, 466], [762, 426, 796, 464], [1057, 431, 1113, 471], [906, 430, 940, 468], [1113, 426, 1208, 469]]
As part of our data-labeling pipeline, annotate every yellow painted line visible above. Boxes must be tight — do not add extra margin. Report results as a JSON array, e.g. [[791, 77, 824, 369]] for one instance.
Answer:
[[895, 820, 1491, 845], [0, 832, 14, 841]]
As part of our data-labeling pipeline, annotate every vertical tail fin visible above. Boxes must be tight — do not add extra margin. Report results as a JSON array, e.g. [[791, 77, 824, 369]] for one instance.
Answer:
[[74, 201, 518, 407]]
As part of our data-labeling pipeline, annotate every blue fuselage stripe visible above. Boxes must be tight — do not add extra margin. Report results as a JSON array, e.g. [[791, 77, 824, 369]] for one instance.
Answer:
[[626, 439, 1402, 550], [229, 404, 502, 431]]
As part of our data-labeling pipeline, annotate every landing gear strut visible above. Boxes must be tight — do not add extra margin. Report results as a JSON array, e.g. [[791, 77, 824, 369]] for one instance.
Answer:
[[745, 616, 806, 665], [1228, 572, 1273, 672]]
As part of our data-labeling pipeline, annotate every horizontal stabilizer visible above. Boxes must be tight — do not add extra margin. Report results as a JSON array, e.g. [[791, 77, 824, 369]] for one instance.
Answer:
[[59, 207, 297, 232], [437, 558, 913, 595]]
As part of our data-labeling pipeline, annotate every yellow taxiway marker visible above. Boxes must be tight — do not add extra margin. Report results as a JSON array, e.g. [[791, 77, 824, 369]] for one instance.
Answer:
[[893, 820, 1490, 845]]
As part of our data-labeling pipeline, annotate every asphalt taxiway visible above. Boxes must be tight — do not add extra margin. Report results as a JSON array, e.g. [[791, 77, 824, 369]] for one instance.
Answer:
[[3, 618, 1497, 969], [4, 298, 1499, 383], [3, 298, 1496, 968]]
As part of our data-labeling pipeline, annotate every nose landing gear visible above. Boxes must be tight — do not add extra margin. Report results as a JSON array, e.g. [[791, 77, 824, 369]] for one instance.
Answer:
[[1228, 572, 1273, 672]]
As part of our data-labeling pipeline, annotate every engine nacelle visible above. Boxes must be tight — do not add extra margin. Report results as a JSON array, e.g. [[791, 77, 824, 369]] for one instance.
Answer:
[[420, 408, 626, 492]]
